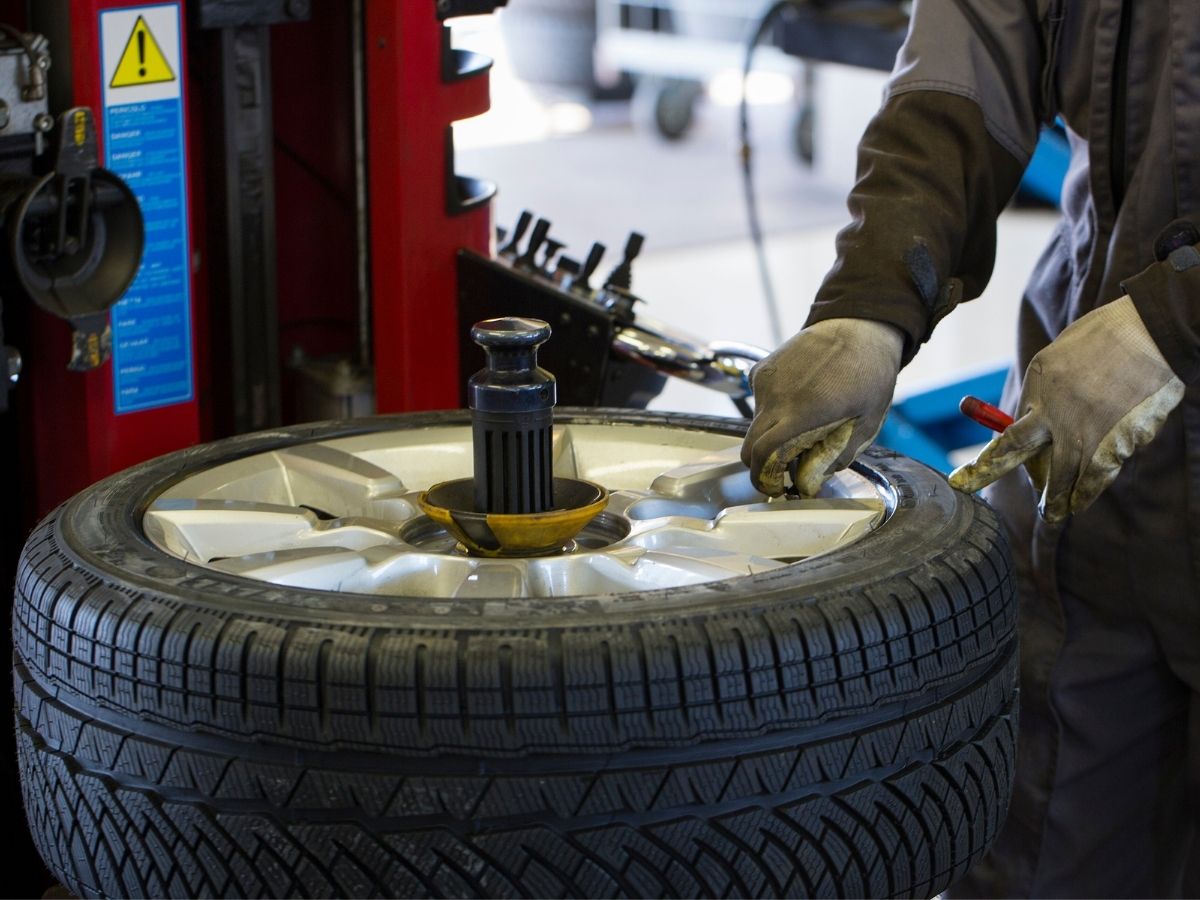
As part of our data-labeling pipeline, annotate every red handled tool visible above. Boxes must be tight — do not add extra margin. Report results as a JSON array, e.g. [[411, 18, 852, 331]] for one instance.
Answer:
[[960, 396, 1014, 433]]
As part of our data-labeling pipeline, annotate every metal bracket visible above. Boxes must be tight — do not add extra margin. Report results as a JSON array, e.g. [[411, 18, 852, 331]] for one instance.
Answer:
[[5, 108, 144, 372], [0, 309, 18, 413]]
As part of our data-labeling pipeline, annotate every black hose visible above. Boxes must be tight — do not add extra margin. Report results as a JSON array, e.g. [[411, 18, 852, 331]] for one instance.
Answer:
[[739, 0, 808, 348]]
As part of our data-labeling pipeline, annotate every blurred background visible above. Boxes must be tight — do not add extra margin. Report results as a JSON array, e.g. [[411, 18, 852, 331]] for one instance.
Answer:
[[451, 0, 1060, 418]]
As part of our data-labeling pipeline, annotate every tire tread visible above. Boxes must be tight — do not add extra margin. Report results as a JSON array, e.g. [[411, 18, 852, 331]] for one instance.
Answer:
[[12, 415, 1017, 897]]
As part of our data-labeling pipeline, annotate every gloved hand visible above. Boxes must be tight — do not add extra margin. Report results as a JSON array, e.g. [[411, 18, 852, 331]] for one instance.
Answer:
[[742, 317, 904, 496], [949, 295, 1185, 523]]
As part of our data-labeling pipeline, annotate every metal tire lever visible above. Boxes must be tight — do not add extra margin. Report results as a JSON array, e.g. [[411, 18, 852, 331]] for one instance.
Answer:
[[515, 217, 551, 269], [573, 241, 605, 295], [498, 209, 533, 257]]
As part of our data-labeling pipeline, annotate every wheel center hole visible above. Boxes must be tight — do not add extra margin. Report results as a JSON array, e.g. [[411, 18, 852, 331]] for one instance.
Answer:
[[401, 510, 632, 555]]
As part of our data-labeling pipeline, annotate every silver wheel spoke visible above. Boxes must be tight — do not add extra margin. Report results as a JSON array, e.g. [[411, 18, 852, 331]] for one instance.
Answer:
[[711, 499, 883, 558], [551, 425, 580, 479], [145, 499, 404, 563], [529, 545, 783, 595], [210, 546, 377, 590], [213, 545, 491, 596], [346, 550, 475, 597], [271, 444, 413, 519], [453, 563, 529, 598], [643, 445, 763, 517], [629, 547, 785, 580], [624, 498, 884, 561]]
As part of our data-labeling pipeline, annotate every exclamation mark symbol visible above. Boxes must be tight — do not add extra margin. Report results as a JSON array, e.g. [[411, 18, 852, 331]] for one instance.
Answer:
[[137, 27, 146, 78]]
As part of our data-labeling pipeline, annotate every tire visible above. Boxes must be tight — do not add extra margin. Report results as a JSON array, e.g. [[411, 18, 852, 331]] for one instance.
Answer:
[[654, 79, 704, 141], [14, 410, 1016, 899], [793, 104, 815, 167], [633, 77, 704, 142]]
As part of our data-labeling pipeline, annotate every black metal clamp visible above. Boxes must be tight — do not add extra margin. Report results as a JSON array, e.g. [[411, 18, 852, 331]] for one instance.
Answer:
[[469, 316, 556, 514]]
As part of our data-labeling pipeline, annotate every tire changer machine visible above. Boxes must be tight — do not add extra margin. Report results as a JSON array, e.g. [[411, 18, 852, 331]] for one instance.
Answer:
[[0, 4, 897, 893]]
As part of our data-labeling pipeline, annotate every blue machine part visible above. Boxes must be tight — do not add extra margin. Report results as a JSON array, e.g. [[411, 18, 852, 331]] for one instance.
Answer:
[[1019, 122, 1071, 206], [877, 366, 1009, 473]]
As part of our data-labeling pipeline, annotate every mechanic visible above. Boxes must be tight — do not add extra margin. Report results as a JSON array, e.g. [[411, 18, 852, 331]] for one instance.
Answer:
[[741, 0, 1200, 896]]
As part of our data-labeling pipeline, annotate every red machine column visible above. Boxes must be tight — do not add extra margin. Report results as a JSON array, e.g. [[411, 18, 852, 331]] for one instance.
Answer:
[[366, 1, 494, 412]]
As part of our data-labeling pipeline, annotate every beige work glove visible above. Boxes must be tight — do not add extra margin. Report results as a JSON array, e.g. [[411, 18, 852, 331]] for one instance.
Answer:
[[742, 317, 904, 496], [949, 295, 1185, 523]]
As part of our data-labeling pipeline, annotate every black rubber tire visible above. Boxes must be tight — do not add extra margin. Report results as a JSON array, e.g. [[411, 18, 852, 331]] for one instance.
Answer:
[[13, 410, 1016, 899], [632, 77, 704, 142], [792, 104, 816, 167], [654, 79, 703, 141]]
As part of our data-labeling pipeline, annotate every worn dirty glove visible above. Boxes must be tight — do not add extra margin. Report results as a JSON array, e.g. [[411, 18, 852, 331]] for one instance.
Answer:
[[742, 317, 904, 496], [949, 295, 1185, 523]]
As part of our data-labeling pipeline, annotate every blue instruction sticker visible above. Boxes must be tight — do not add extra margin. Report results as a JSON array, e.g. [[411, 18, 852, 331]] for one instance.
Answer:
[[99, 3, 193, 414]]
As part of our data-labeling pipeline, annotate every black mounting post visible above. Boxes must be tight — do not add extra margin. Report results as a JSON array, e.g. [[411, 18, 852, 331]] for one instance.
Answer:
[[468, 317, 555, 514]]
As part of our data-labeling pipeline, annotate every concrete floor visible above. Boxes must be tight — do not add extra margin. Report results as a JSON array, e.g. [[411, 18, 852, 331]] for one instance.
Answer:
[[453, 13, 1061, 417]]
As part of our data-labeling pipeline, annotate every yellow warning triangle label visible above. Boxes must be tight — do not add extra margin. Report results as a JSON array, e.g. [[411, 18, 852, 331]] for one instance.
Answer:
[[110, 16, 174, 88]]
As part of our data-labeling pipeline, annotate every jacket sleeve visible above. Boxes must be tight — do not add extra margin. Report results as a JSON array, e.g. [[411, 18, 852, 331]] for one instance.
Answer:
[[804, 0, 1054, 364], [1124, 244, 1200, 384]]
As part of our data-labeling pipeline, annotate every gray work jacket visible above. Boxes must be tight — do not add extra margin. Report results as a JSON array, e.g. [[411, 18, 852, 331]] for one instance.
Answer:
[[807, 6, 1200, 891], [805, 0, 1200, 611], [807, 0, 1200, 385]]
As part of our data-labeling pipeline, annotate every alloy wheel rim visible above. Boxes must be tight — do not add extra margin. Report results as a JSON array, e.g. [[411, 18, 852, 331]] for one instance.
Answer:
[[144, 422, 893, 599]]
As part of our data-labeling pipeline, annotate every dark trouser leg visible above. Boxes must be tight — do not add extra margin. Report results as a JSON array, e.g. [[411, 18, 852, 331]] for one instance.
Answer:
[[951, 422, 1198, 897], [1184, 694, 1200, 897], [1016, 579, 1192, 897]]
